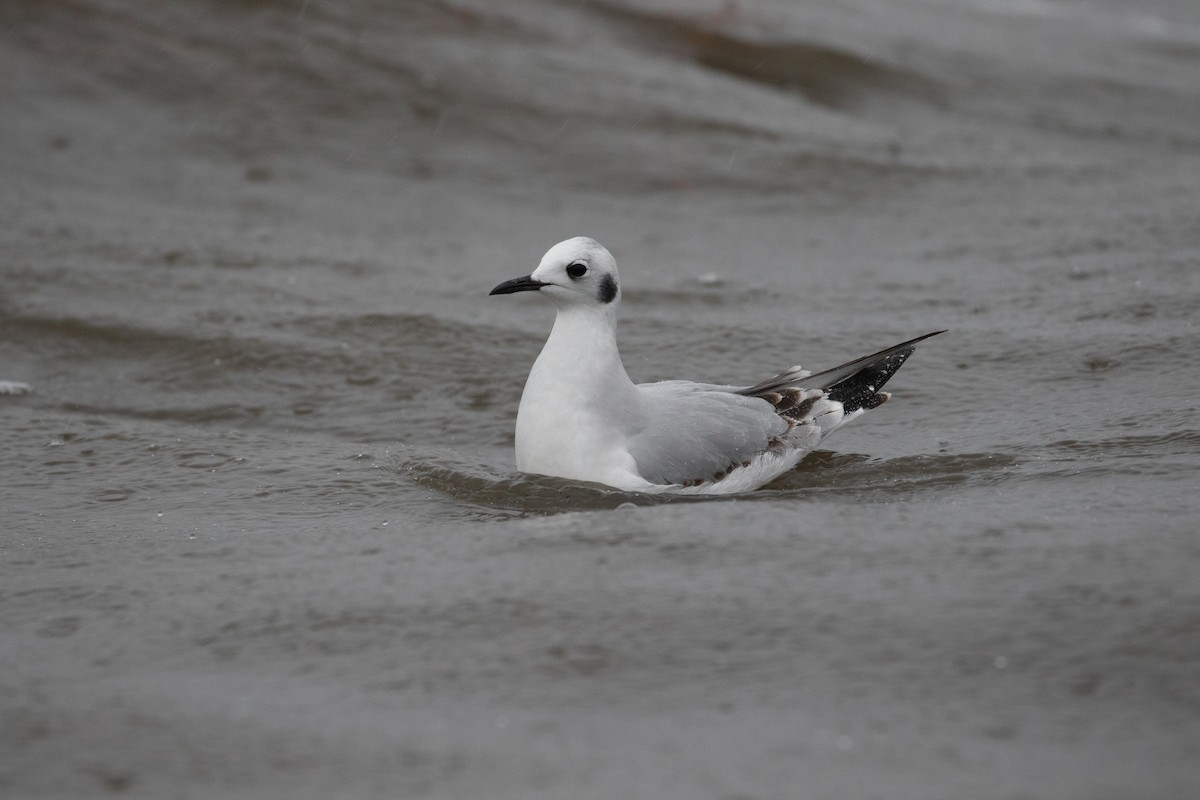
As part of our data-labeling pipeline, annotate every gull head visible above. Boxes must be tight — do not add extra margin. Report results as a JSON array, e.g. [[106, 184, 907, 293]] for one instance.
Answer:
[[489, 237, 620, 309]]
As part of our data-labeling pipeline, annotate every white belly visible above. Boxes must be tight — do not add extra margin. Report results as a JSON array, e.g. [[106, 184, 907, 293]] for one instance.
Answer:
[[514, 392, 639, 486]]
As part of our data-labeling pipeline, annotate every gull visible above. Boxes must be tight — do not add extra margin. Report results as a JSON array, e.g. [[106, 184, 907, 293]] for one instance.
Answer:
[[489, 237, 943, 495]]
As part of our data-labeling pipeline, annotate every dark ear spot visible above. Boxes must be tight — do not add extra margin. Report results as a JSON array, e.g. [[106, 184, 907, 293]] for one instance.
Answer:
[[599, 274, 618, 304]]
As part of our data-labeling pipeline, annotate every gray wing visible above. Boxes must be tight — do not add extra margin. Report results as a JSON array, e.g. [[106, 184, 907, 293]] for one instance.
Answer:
[[626, 381, 789, 486], [626, 332, 945, 486]]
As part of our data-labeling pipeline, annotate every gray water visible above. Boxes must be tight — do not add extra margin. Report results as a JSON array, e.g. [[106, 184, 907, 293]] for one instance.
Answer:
[[2, 1, 1199, 798]]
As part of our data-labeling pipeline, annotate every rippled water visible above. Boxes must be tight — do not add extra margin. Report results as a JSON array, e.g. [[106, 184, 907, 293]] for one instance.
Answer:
[[3, 1, 1199, 798]]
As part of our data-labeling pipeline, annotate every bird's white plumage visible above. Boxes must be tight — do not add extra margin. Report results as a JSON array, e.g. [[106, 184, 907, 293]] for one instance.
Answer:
[[492, 237, 922, 495]]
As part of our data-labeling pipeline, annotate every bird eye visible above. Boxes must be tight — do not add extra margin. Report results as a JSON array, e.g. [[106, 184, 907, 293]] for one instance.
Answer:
[[566, 262, 587, 279]]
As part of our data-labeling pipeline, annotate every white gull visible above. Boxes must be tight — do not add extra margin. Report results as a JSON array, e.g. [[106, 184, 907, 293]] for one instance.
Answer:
[[489, 237, 942, 495]]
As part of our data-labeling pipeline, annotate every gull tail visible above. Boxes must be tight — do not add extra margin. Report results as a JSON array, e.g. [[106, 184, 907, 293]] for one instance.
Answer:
[[738, 331, 945, 412]]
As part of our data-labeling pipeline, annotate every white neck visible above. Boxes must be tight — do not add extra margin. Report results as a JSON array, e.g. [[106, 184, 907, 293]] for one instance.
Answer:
[[514, 302, 642, 479], [531, 303, 635, 406]]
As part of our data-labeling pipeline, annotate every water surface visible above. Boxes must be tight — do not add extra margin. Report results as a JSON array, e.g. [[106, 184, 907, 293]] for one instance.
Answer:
[[2, 1, 1199, 798]]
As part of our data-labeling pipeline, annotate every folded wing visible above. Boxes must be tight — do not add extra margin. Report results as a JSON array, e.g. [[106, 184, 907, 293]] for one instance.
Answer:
[[626, 382, 788, 486], [626, 332, 944, 487]]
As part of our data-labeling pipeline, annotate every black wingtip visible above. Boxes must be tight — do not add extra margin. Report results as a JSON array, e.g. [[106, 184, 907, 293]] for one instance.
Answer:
[[823, 350, 913, 412], [812, 331, 945, 413]]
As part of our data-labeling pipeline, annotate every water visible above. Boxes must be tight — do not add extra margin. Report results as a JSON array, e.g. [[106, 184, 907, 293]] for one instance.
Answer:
[[2, 0, 1199, 797]]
